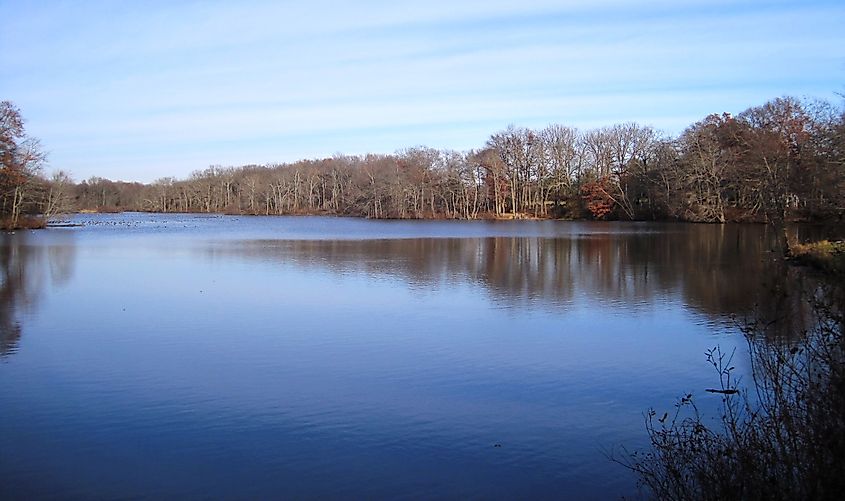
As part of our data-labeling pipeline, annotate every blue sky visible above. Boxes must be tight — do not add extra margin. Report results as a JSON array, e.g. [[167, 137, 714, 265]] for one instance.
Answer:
[[1, 0, 843, 183]]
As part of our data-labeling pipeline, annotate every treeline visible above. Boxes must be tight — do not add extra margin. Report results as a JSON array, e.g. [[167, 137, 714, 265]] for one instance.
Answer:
[[4, 96, 845, 226]]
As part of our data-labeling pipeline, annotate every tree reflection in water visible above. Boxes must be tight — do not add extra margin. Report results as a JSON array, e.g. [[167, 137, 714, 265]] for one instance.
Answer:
[[207, 223, 815, 325], [0, 222, 821, 359], [0, 232, 76, 357]]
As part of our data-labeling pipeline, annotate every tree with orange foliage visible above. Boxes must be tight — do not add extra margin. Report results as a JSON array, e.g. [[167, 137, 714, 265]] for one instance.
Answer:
[[580, 175, 615, 219]]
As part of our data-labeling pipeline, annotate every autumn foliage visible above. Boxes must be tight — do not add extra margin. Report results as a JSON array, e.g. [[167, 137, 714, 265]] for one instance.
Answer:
[[580, 176, 615, 220]]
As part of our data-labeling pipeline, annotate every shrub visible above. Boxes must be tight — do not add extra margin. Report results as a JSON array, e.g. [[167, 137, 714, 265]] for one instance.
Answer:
[[617, 290, 845, 500]]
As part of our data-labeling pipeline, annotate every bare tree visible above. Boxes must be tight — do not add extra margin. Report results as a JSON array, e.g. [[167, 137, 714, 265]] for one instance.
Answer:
[[42, 170, 75, 217], [540, 124, 583, 216]]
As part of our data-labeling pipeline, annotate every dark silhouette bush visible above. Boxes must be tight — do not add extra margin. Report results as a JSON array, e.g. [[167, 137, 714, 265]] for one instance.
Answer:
[[617, 287, 845, 500]]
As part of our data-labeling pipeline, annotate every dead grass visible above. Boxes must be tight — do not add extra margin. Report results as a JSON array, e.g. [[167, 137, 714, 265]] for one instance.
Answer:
[[790, 240, 845, 275], [1, 216, 47, 230]]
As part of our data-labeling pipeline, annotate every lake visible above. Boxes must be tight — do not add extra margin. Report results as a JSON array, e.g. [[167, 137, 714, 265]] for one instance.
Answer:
[[0, 213, 805, 499]]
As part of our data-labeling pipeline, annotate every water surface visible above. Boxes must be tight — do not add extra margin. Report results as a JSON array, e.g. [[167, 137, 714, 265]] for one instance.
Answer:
[[0, 214, 795, 498]]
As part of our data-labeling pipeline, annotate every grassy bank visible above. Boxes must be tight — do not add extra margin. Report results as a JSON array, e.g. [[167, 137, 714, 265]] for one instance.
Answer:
[[789, 240, 845, 276]]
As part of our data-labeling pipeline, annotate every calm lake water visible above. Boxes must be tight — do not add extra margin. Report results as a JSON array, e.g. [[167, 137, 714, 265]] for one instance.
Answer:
[[0, 213, 809, 499]]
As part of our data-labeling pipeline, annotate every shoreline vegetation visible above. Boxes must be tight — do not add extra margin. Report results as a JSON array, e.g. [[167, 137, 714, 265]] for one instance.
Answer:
[[788, 240, 845, 274], [2, 95, 843, 230], [619, 283, 845, 499]]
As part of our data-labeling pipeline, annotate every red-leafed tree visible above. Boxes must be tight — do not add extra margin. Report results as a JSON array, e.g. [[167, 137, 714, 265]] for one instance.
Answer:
[[580, 175, 615, 219]]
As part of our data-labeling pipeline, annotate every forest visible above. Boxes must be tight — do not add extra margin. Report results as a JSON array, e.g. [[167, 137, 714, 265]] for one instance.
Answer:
[[2, 95, 844, 228]]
